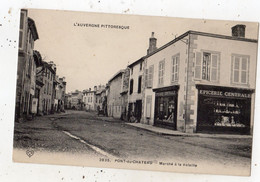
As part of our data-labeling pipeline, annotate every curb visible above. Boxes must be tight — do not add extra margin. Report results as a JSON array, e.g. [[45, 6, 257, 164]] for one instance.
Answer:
[[125, 123, 253, 139]]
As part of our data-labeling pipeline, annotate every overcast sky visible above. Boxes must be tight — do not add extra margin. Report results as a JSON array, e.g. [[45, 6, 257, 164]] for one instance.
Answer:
[[28, 9, 258, 92]]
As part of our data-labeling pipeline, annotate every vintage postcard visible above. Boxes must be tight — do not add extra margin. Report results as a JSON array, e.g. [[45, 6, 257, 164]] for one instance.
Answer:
[[13, 8, 258, 176]]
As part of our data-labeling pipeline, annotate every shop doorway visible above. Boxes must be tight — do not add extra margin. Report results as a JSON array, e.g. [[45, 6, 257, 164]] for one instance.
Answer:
[[154, 90, 178, 130]]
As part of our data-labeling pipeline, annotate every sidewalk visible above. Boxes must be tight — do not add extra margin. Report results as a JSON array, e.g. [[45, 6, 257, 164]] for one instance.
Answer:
[[126, 123, 252, 139]]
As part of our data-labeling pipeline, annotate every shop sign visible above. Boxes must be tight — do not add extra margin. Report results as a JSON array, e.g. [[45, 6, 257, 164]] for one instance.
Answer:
[[155, 91, 177, 97], [199, 89, 251, 98]]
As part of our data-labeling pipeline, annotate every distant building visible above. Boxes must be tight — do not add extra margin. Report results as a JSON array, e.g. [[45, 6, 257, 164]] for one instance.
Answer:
[[83, 87, 96, 111], [71, 90, 83, 110], [95, 85, 106, 111], [54, 76, 66, 112]]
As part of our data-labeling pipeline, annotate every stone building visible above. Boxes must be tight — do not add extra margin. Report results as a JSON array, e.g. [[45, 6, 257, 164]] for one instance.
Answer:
[[15, 9, 40, 121], [53, 76, 66, 112], [120, 68, 130, 121], [142, 25, 257, 135], [95, 85, 106, 111], [36, 61, 56, 115], [107, 69, 125, 118], [83, 87, 96, 111], [70, 90, 83, 110], [127, 58, 145, 122]]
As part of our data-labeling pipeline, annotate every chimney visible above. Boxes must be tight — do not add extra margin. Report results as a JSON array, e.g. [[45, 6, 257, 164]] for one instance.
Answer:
[[232, 24, 246, 38], [89, 88, 91, 91], [147, 32, 157, 54]]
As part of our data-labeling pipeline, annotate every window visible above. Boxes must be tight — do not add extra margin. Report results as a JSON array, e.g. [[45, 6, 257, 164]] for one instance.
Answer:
[[138, 76, 142, 93], [19, 11, 26, 50], [158, 60, 165, 86], [129, 79, 134, 94], [148, 65, 154, 88], [172, 55, 179, 82], [232, 55, 249, 84], [144, 69, 148, 87], [140, 62, 142, 71], [131, 67, 133, 75], [195, 52, 219, 82]]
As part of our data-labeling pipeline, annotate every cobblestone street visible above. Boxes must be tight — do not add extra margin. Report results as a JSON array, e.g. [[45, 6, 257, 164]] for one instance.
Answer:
[[13, 110, 252, 175]]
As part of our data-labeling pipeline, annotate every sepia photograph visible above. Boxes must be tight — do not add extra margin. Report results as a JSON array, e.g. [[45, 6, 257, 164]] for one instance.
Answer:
[[12, 8, 258, 176]]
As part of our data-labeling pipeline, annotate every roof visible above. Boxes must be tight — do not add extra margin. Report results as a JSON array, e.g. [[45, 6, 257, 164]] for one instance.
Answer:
[[42, 61, 56, 74], [28, 17, 39, 41], [128, 57, 145, 68], [108, 69, 125, 83], [33, 50, 43, 67], [145, 30, 258, 59]]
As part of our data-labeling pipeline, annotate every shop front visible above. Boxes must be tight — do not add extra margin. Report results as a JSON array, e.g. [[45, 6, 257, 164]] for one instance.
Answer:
[[196, 84, 254, 134], [153, 85, 179, 130]]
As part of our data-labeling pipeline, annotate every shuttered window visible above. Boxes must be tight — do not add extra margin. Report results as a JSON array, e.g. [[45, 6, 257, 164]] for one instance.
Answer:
[[19, 11, 26, 50], [148, 65, 154, 88], [232, 55, 249, 84], [172, 55, 179, 82], [195, 52, 219, 82], [144, 69, 148, 87], [158, 60, 165, 86]]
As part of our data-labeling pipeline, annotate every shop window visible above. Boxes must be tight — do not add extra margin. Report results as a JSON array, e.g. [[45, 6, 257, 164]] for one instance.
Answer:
[[138, 76, 142, 93], [172, 54, 179, 82], [195, 52, 219, 82], [232, 55, 249, 84], [129, 79, 134, 94], [158, 60, 165, 86]]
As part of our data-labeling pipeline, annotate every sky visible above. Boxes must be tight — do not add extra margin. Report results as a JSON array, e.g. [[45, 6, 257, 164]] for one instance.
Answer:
[[28, 9, 258, 93]]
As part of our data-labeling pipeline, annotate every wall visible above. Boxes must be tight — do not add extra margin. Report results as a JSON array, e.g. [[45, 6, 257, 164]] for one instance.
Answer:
[[186, 33, 258, 133], [143, 35, 189, 130], [107, 75, 123, 118]]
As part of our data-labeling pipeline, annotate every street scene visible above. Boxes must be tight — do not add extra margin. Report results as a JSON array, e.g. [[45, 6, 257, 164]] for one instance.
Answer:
[[13, 8, 258, 176], [13, 110, 252, 172]]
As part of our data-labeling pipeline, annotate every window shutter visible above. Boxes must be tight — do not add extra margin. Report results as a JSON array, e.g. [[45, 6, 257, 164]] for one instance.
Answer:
[[234, 57, 240, 83], [176, 56, 179, 81], [195, 52, 202, 79], [148, 65, 154, 88], [145, 69, 148, 87], [241, 57, 248, 83], [211, 54, 218, 81]]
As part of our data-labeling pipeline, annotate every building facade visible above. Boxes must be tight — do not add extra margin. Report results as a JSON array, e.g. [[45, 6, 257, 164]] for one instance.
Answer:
[[120, 68, 130, 121], [107, 70, 125, 118], [142, 25, 257, 134], [53, 76, 66, 112], [83, 88, 96, 111], [15, 9, 40, 121], [69, 90, 83, 110], [127, 58, 144, 122], [36, 61, 56, 115]]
